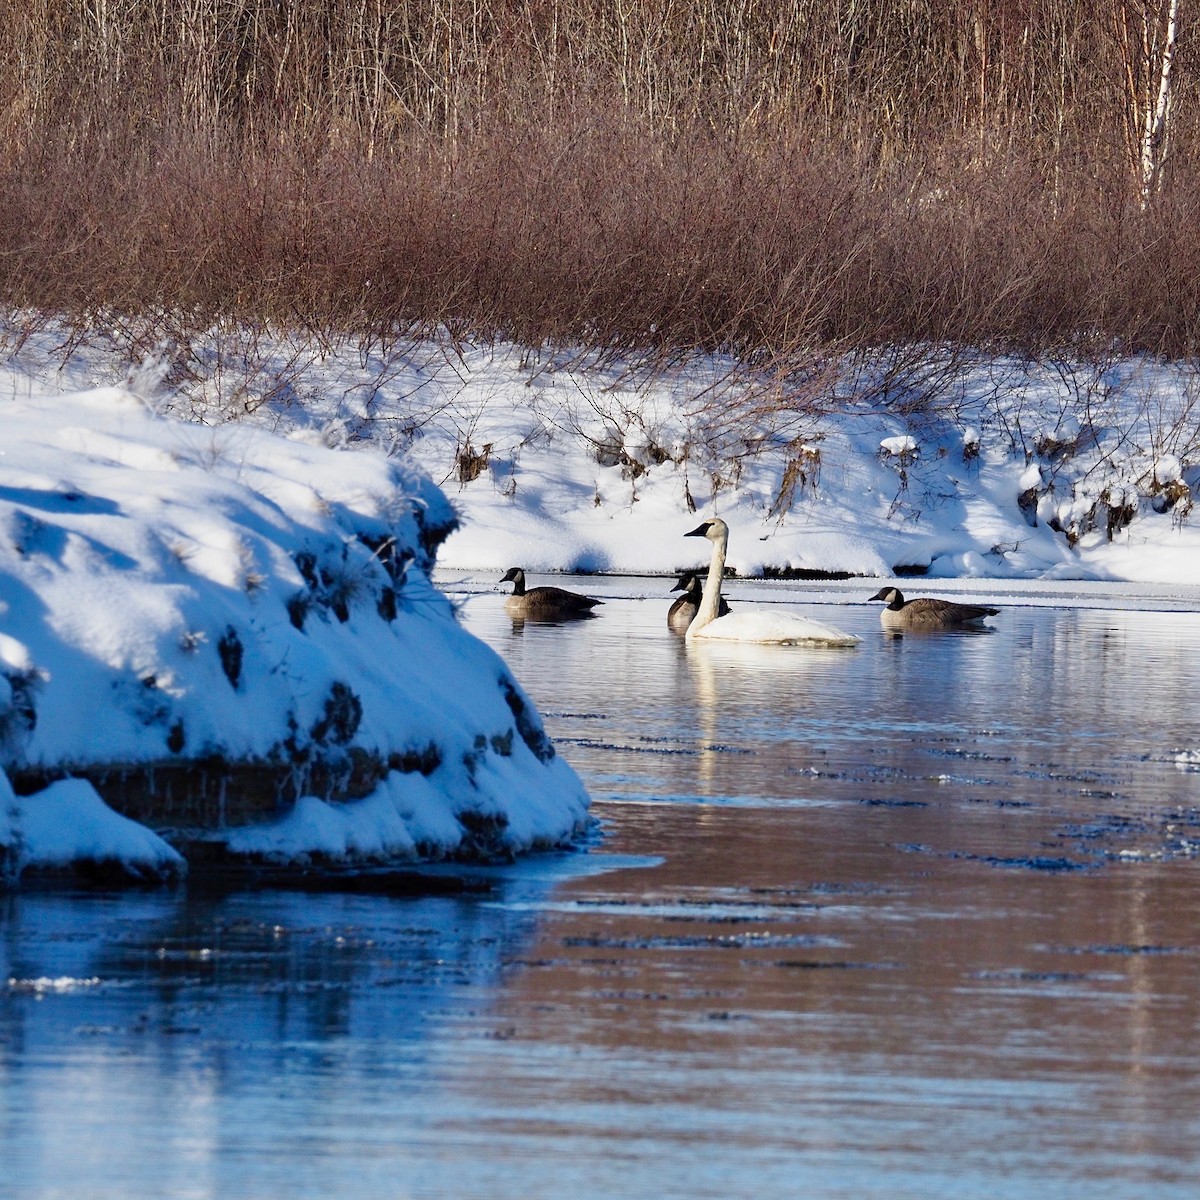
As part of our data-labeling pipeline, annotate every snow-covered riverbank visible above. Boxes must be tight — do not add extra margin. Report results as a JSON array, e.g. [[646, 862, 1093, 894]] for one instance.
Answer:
[[393, 348, 1200, 586], [9, 324, 1197, 584]]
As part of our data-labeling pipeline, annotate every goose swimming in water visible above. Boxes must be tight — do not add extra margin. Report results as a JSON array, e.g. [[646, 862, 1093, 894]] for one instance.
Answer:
[[869, 586, 999, 631], [683, 519, 859, 646], [667, 572, 730, 633], [499, 567, 603, 620]]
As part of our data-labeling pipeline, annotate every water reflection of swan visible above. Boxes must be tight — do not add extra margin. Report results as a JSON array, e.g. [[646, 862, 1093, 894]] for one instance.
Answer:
[[684, 519, 859, 647], [686, 638, 838, 673], [685, 633, 836, 789]]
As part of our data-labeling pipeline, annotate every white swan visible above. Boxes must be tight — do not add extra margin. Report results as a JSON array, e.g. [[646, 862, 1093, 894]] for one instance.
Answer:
[[683, 518, 860, 647]]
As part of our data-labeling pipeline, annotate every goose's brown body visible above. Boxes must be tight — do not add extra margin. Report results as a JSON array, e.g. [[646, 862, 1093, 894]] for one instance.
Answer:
[[870, 586, 999, 630], [500, 568, 602, 619]]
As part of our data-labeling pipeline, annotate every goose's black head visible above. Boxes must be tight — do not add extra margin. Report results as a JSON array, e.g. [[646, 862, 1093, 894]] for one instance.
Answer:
[[870, 586, 904, 608], [671, 573, 700, 594], [500, 567, 525, 592]]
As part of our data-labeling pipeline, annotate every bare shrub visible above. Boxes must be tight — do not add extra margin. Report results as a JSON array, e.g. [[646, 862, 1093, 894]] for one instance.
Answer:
[[768, 441, 822, 519], [456, 441, 493, 484], [3, 2, 1200, 372]]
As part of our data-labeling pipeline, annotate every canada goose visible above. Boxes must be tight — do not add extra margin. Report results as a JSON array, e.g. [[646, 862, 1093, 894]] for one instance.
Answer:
[[683, 519, 859, 646], [667, 572, 730, 633], [499, 568, 603, 619], [869, 586, 999, 631]]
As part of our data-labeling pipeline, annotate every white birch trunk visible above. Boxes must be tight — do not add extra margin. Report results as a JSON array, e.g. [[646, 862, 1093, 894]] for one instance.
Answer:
[[1140, 0, 1180, 205]]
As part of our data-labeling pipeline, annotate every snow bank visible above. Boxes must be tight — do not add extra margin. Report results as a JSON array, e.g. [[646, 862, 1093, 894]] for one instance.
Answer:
[[0, 384, 590, 884], [6, 326, 1200, 586], [406, 351, 1200, 585]]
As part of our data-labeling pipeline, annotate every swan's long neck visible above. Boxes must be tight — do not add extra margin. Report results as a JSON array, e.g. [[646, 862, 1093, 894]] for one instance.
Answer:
[[687, 529, 727, 637]]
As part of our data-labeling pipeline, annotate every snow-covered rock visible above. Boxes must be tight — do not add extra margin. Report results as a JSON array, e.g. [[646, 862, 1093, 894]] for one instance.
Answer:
[[1, 773, 184, 885], [0, 386, 590, 884]]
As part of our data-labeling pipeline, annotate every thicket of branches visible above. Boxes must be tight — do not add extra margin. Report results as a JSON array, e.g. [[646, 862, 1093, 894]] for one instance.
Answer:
[[2, 1, 1198, 361]]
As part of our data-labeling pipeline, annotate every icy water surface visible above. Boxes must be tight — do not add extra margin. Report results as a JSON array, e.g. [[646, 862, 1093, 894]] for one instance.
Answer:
[[4, 576, 1200, 1199]]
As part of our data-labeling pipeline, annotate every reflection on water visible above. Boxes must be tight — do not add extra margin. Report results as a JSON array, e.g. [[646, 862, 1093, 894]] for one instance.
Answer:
[[4, 580, 1200, 1199]]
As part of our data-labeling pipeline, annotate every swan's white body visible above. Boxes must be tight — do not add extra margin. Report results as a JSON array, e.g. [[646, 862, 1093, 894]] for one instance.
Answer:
[[685, 608, 858, 644], [683, 519, 860, 647]]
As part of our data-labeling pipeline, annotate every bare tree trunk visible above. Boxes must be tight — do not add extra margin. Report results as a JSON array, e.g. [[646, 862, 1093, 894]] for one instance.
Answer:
[[1116, 0, 1181, 205], [1140, 0, 1180, 204]]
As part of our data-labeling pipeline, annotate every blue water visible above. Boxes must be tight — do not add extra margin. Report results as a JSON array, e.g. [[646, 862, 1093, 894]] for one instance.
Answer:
[[3, 580, 1200, 1199]]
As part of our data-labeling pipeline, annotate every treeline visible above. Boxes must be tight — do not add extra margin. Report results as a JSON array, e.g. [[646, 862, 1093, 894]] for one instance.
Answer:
[[1, 1, 1197, 359], [4, 1, 1190, 159]]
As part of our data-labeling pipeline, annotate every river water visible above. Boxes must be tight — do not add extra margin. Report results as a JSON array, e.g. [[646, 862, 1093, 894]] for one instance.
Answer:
[[3, 575, 1200, 1199]]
